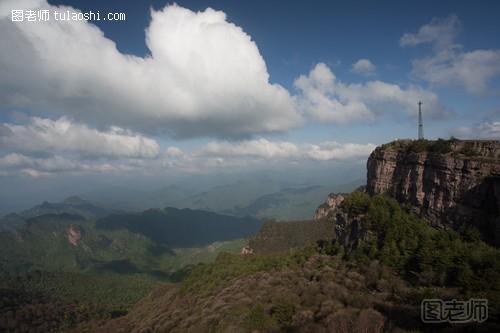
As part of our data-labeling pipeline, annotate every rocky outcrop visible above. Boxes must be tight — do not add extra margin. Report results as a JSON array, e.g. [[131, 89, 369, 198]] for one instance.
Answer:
[[66, 224, 82, 246], [240, 245, 254, 255], [366, 139, 500, 244], [313, 194, 345, 220], [313, 193, 373, 252]]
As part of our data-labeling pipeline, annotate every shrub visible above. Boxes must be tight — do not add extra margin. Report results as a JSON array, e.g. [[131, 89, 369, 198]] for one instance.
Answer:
[[407, 139, 430, 153], [180, 248, 315, 296], [341, 191, 370, 216], [406, 138, 453, 154], [340, 192, 500, 307], [271, 298, 296, 328], [242, 304, 277, 331], [428, 138, 452, 154], [460, 142, 477, 157]]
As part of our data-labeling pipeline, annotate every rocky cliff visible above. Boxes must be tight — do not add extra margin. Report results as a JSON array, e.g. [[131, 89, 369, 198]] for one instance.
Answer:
[[365, 139, 500, 244]]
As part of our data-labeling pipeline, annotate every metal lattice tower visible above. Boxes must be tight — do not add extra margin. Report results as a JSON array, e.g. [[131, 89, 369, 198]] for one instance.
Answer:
[[418, 101, 424, 140]]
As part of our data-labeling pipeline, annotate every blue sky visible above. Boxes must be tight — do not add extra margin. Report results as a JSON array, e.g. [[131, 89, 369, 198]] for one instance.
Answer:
[[44, 0, 500, 144], [0, 0, 499, 208]]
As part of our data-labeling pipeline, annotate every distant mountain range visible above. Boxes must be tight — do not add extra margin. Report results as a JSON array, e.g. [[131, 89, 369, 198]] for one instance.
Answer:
[[97, 207, 261, 248], [78, 178, 365, 221], [226, 179, 364, 220], [0, 176, 364, 224], [0, 202, 261, 275], [0, 196, 116, 231], [21, 196, 117, 219]]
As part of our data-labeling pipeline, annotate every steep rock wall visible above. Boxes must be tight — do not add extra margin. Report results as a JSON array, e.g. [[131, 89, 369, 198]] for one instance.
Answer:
[[366, 139, 500, 243]]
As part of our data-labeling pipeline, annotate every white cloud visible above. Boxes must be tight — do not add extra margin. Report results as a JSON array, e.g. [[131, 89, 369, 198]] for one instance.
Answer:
[[198, 138, 300, 159], [400, 14, 461, 50], [165, 146, 184, 158], [352, 59, 376, 75], [197, 138, 375, 162], [0, 117, 160, 159], [451, 121, 500, 139], [0, 137, 377, 177], [0, 153, 128, 177], [306, 142, 377, 161], [0, 1, 301, 138], [401, 15, 500, 94], [412, 49, 500, 94], [294, 63, 440, 123], [0, 153, 33, 168]]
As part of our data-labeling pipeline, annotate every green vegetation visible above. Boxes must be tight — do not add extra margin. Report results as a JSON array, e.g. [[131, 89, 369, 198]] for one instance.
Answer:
[[0, 270, 159, 332], [242, 304, 278, 331], [241, 300, 295, 331], [380, 138, 487, 159], [0, 271, 157, 311], [0, 207, 253, 332], [3, 189, 500, 331], [249, 219, 335, 254], [406, 138, 453, 154], [97, 207, 261, 247], [98, 248, 407, 332], [0, 208, 255, 275], [180, 248, 315, 296], [335, 192, 500, 315], [95, 192, 500, 332], [460, 141, 479, 156]]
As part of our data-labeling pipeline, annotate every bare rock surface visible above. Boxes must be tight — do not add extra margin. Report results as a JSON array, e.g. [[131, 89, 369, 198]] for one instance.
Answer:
[[366, 139, 500, 243]]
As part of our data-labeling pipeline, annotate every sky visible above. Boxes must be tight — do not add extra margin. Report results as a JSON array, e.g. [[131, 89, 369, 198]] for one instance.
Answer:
[[0, 0, 499, 210]]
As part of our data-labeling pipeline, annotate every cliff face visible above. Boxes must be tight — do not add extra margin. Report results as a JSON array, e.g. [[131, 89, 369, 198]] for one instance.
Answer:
[[313, 193, 345, 220], [366, 139, 500, 244]]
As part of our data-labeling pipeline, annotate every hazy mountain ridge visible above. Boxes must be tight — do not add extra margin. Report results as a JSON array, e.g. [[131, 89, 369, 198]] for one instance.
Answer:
[[20, 196, 117, 220], [0, 196, 117, 231], [77, 178, 365, 220], [229, 180, 364, 220]]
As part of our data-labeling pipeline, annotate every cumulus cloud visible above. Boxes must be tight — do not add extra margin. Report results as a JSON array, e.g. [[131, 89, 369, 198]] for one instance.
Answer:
[[401, 15, 500, 94], [197, 138, 375, 161], [0, 0, 300, 138], [451, 121, 500, 139], [352, 59, 376, 75], [0, 117, 160, 159], [294, 63, 440, 123]]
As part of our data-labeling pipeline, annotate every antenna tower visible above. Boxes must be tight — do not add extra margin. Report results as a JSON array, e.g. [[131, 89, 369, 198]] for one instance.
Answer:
[[418, 101, 424, 140]]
